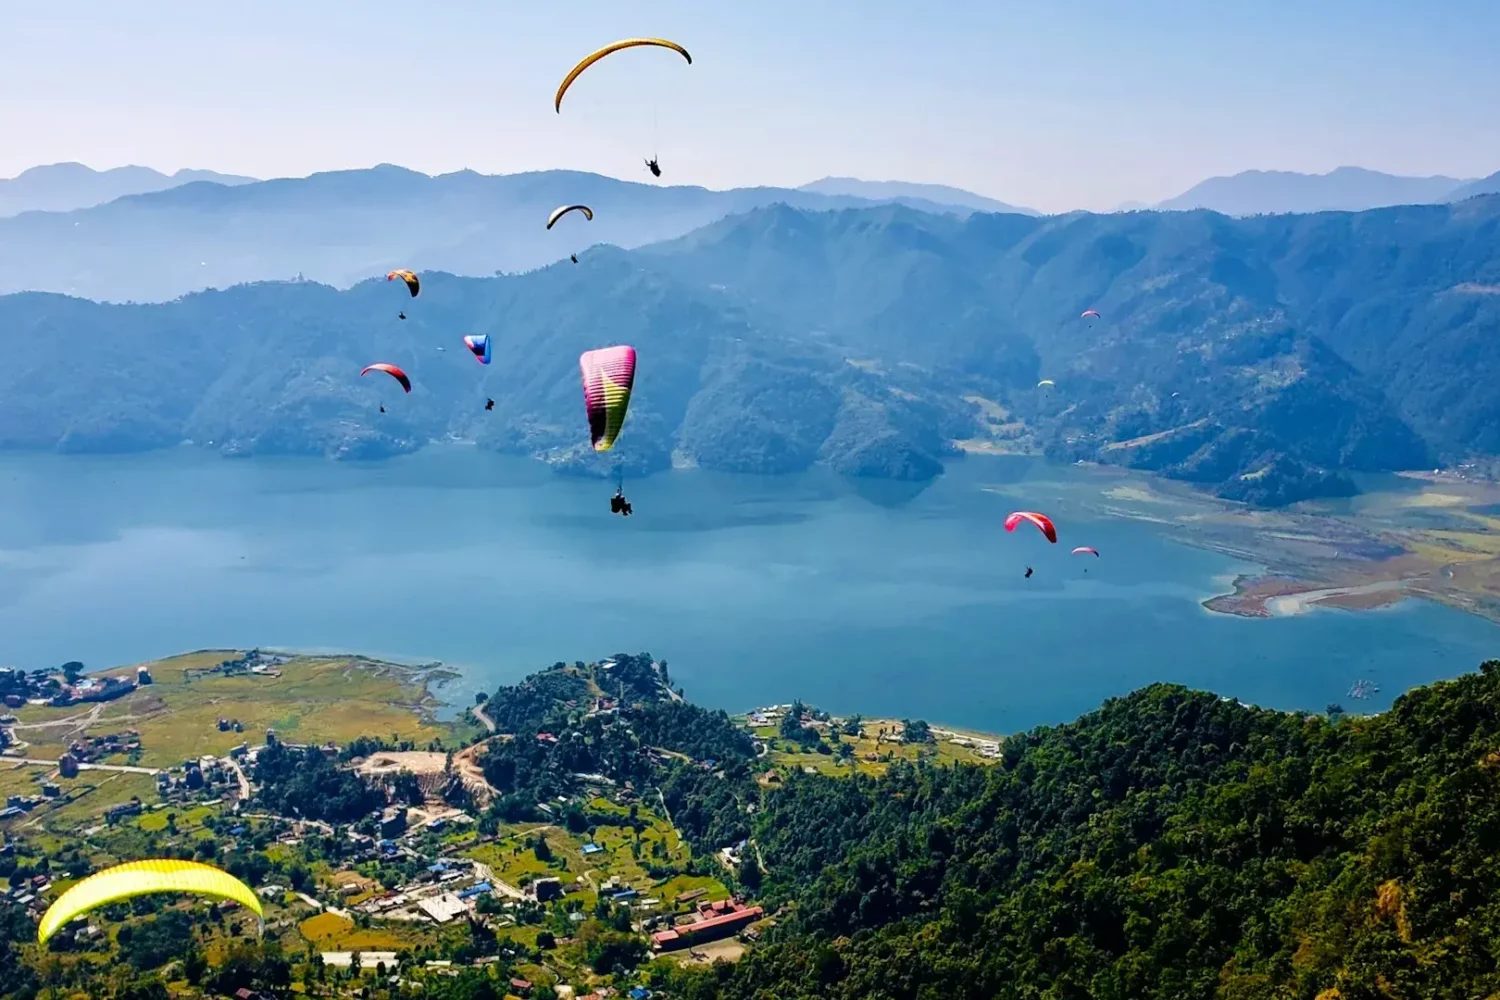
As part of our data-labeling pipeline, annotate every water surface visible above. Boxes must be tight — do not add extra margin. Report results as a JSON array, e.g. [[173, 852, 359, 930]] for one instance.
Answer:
[[0, 448, 1494, 731]]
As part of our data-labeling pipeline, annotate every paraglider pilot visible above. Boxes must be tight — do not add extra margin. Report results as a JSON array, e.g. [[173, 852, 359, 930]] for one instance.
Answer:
[[485, 398, 495, 411], [645, 157, 661, 178], [1024, 566, 1033, 579], [610, 489, 633, 516]]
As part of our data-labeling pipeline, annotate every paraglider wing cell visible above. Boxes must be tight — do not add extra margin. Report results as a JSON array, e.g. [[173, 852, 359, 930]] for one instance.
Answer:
[[462, 334, 492, 365], [1004, 510, 1058, 544], [1071, 546, 1099, 557], [579, 346, 637, 452], [361, 363, 412, 393], [39, 860, 263, 946], [546, 204, 595, 230], [555, 38, 691, 112], [387, 270, 420, 297]]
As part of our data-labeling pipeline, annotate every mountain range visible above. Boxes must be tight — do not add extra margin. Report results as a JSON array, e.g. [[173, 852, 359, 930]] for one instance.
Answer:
[[0, 165, 1051, 304], [1154, 165, 1474, 216], [797, 176, 1037, 215], [0, 162, 255, 217], [2, 162, 1496, 303], [1, 194, 1496, 505]]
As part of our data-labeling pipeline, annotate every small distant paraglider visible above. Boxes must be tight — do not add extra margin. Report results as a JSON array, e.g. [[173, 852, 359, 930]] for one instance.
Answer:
[[1037, 379, 1056, 390], [1071, 546, 1099, 557], [1081, 309, 1100, 321], [361, 363, 411, 393], [547, 204, 594, 230], [388, 269, 419, 318], [548, 205, 594, 264], [462, 334, 492, 365]]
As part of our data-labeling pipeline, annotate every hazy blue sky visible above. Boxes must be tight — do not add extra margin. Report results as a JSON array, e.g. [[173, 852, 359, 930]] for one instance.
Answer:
[[2, 1, 1496, 212]]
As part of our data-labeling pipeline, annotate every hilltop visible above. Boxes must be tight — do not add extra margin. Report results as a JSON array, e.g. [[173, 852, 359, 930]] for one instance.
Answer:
[[1155, 165, 1474, 216], [0, 162, 255, 217]]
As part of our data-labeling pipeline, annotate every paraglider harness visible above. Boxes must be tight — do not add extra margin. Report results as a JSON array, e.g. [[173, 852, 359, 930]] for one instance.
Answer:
[[611, 490, 633, 516], [645, 157, 661, 178]]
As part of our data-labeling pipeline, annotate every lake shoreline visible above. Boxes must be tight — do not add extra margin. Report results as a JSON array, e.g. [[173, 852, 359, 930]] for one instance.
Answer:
[[1202, 574, 1410, 619]]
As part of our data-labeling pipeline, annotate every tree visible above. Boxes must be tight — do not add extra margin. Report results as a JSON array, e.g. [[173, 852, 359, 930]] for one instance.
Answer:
[[780, 701, 807, 741], [739, 851, 763, 891], [532, 835, 553, 863], [842, 714, 863, 737], [900, 719, 932, 744], [61, 661, 85, 683]]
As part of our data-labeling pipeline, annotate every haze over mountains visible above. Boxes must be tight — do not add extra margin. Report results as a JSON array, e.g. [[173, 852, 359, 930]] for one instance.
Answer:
[[2, 161, 1497, 302], [1, 192, 1496, 505], [0, 162, 255, 217], [797, 177, 1038, 216], [1154, 166, 1476, 216], [0, 165, 1036, 303]]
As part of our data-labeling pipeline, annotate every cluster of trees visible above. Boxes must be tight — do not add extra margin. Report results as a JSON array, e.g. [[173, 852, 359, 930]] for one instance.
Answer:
[[632, 701, 756, 763], [252, 744, 384, 823]]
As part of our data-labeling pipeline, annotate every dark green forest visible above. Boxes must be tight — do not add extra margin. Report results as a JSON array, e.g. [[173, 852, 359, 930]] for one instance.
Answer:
[[1, 196, 1498, 503], [649, 660, 1500, 1000]]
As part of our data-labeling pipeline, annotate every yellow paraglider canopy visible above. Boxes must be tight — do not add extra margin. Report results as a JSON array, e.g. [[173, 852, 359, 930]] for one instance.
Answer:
[[39, 859, 264, 945], [555, 38, 692, 112]]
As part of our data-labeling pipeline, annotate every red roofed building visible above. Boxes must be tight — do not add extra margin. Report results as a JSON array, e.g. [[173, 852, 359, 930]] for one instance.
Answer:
[[650, 901, 764, 951]]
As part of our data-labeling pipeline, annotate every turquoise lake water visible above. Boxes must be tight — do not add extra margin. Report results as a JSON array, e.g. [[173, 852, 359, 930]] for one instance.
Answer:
[[0, 447, 1495, 732]]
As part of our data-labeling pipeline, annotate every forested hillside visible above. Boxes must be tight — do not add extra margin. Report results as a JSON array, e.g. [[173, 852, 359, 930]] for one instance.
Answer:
[[653, 661, 1500, 1000], [0, 195, 1497, 501]]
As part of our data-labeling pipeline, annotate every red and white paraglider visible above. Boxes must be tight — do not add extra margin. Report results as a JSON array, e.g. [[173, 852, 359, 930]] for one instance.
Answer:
[[1005, 510, 1057, 544]]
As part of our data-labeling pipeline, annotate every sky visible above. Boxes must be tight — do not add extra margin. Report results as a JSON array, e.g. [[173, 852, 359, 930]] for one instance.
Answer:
[[1, 1, 1497, 213]]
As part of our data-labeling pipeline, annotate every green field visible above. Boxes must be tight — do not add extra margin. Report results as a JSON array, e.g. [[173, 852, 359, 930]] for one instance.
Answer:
[[6, 651, 453, 770]]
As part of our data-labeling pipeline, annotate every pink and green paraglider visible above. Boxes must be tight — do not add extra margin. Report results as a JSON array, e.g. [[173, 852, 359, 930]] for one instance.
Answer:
[[579, 346, 637, 452]]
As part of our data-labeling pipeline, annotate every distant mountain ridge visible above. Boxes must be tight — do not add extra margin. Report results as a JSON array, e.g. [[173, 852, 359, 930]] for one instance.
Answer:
[[0, 162, 256, 217], [0, 194, 1497, 506], [0, 164, 1043, 303], [1449, 169, 1500, 201], [798, 176, 1037, 215], [1156, 165, 1473, 216]]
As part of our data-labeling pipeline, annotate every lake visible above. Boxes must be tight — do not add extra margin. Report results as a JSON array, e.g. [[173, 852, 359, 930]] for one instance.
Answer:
[[0, 447, 1496, 732]]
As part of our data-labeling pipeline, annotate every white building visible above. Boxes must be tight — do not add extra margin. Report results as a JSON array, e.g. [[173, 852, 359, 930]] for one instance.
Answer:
[[417, 893, 469, 924]]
